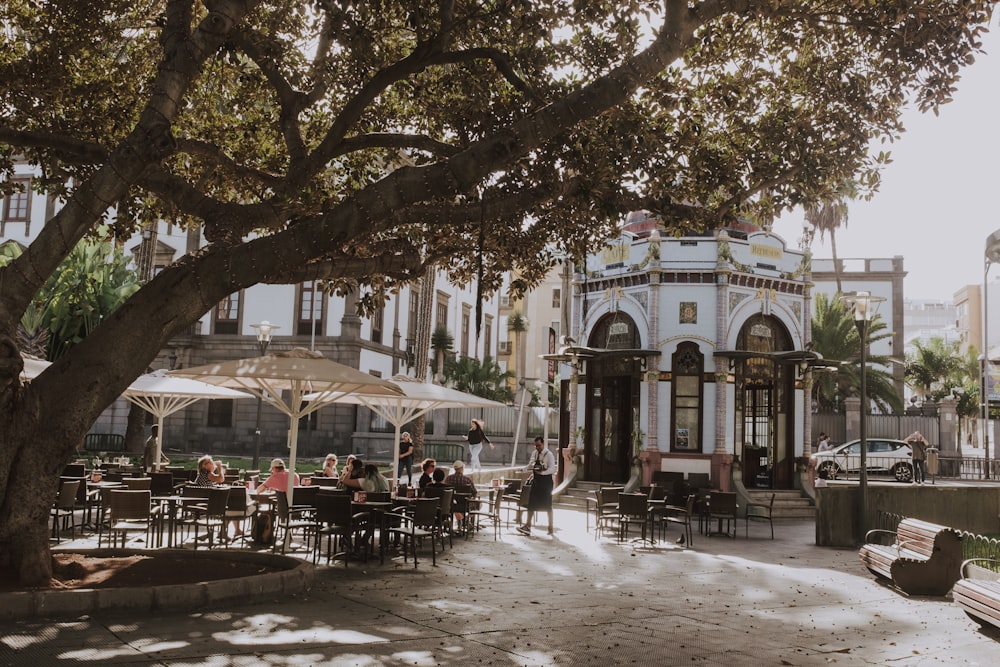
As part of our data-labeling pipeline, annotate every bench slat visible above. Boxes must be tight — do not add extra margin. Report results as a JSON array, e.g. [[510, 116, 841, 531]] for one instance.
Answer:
[[858, 518, 963, 596]]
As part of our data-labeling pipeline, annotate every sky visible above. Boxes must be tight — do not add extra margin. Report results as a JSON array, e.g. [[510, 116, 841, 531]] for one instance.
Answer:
[[771, 24, 1000, 303]]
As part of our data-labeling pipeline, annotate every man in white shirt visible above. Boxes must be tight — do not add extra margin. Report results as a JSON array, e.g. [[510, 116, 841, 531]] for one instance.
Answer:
[[518, 436, 556, 536]]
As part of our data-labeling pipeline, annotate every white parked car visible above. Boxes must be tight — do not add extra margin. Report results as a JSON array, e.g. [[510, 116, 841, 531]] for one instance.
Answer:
[[812, 438, 915, 483]]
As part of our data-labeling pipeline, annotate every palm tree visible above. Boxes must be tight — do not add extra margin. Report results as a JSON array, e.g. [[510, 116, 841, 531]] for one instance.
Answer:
[[430, 326, 454, 384], [444, 355, 514, 403], [804, 182, 856, 294], [507, 311, 528, 386], [811, 293, 902, 413], [905, 337, 964, 402]]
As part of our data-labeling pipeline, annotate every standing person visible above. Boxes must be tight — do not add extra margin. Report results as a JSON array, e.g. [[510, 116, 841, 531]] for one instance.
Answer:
[[142, 424, 169, 472], [816, 433, 831, 452], [464, 419, 493, 471], [518, 436, 556, 536], [322, 453, 339, 478], [906, 431, 928, 484], [397, 432, 415, 486]]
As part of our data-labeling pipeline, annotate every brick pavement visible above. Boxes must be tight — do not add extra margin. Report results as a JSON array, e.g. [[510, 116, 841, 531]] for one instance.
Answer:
[[2, 507, 999, 665]]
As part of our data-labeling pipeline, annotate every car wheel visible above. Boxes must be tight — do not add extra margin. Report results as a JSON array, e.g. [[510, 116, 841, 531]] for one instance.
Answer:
[[817, 460, 840, 480], [892, 462, 913, 483]]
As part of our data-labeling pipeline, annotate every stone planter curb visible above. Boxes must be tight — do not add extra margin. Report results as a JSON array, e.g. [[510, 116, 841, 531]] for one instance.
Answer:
[[0, 548, 313, 621]]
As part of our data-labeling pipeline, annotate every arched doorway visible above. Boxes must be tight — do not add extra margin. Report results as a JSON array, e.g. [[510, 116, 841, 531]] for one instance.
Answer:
[[584, 313, 643, 483], [733, 315, 796, 489]]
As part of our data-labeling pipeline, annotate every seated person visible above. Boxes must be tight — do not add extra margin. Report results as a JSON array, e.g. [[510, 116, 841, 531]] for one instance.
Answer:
[[258, 458, 301, 493], [322, 453, 338, 478], [339, 455, 360, 486], [443, 460, 477, 527], [814, 468, 830, 488], [342, 463, 390, 493], [193, 455, 226, 486], [417, 458, 436, 493], [421, 467, 447, 496]]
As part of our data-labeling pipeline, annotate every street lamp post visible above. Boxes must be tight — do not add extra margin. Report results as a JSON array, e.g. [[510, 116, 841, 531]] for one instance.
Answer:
[[250, 320, 279, 471], [844, 291, 880, 540], [982, 231, 1000, 478]]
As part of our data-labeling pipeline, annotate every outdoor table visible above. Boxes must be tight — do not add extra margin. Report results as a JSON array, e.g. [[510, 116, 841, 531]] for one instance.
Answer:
[[152, 494, 184, 548], [352, 500, 393, 563]]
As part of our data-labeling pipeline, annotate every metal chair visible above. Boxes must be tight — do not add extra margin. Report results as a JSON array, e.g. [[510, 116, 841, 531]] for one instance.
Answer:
[[123, 477, 152, 491], [386, 497, 441, 567], [706, 491, 738, 538], [313, 492, 363, 566], [468, 487, 505, 540], [51, 478, 80, 543], [745, 493, 775, 539], [107, 489, 156, 548], [187, 486, 231, 549], [662, 493, 695, 547], [594, 486, 624, 539], [617, 492, 651, 544], [273, 490, 315, 554]]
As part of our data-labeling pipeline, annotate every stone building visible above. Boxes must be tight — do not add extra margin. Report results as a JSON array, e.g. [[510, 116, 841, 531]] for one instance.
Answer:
[[563, 214, 814, 491]]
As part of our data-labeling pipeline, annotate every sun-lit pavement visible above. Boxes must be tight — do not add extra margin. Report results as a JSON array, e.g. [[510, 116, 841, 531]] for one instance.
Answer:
[[2, 506, 999, 666]]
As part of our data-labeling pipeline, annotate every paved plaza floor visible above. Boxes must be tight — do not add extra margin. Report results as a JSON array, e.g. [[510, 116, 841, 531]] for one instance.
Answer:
[[2, 507, 999, 666]]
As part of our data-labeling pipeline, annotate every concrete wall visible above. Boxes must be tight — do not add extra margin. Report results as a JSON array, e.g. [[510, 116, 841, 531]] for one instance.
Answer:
[[816, 484, 1000, 547]]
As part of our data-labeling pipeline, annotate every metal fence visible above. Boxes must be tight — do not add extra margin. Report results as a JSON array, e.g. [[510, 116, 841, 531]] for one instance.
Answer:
[[447, 406, 558, 438]]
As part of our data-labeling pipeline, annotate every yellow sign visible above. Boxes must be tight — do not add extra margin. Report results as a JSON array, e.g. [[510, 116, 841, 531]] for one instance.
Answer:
[[601, 243, 629, 265], [749, 243, 782, 260]]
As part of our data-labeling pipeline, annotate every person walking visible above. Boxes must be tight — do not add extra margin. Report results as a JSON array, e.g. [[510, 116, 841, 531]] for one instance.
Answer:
[[905, 431, 928, 484], [518, 436, 556, 536], [816, 433, 831, 452], [397, 432, 415, 486], [464, 419, 493, 471]]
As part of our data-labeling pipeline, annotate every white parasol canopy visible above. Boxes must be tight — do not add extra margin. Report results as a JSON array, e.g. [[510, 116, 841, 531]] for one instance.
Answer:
[[172, 348, 402, 502], [307, 375, 507, 485], [123, 369, 253, 471]]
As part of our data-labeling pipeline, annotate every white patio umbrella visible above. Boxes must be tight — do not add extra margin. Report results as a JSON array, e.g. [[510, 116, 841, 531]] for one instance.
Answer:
[[123, 369, 253, 471], [172, 347, 402, 503], [307, 375, 508, 486]]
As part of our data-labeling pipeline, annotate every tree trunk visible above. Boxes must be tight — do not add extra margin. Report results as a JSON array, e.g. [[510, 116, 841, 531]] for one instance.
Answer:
[[830, 230, 843, 295]]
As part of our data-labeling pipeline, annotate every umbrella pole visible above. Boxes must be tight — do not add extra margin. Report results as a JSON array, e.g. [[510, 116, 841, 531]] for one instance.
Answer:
[[392, 424, 401, 490], [156, 414, 165, 472], [287, 388, 303, 507]]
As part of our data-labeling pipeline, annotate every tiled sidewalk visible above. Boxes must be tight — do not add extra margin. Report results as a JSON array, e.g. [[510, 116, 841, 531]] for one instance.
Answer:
[[2, 508, 999, 665]]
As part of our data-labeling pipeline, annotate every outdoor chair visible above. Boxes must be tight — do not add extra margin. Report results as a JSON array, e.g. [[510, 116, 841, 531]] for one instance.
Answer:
[[452, 484, 476, 537], [661, 493, 695, 546], [186, 486, 231, 549], [706, 491, 738, 538], [313, 491, 364, 566], [385, 497, 441, 568], [224, 487, 257, 545], [123, 477, 152, 491], [51, 478, 80, 543], [107, 489, 157, 548], [468, 486, 505, 540], [149, 472, 176, 497], [594, 485, 624, 539], [437, 487, 455, 547], [745, 493, 775, 539], [273, 490, 315, 554], [617, 492, 651, 544]]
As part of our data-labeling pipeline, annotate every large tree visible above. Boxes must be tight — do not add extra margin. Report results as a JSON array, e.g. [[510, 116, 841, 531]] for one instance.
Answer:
[[0, 1, 992, 585]]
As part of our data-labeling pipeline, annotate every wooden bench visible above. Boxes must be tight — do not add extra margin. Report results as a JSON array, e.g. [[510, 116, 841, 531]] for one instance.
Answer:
[[953, 559, 1000, 629], [858, 518, 963, 595]]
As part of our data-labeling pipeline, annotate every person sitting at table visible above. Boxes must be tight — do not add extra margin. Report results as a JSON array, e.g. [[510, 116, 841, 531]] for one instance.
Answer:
[[258, 458, 300, 492], [343, 463, 390, 493], [420, 467, 447, 496], [339, 457, 363, 486], [194, 455, 225, 486], [322, 453, 338, 478], [417, 458, 436, 493], [444, 460, 477, 529]]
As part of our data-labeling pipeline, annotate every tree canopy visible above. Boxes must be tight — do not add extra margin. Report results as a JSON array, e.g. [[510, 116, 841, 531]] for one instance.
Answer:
[[0, 0, 994, 585]]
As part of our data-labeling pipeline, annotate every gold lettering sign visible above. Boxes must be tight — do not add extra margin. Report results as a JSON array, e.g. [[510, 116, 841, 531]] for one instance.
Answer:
[[750, 243, 782, 260], [601, 243, 629, 265]]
